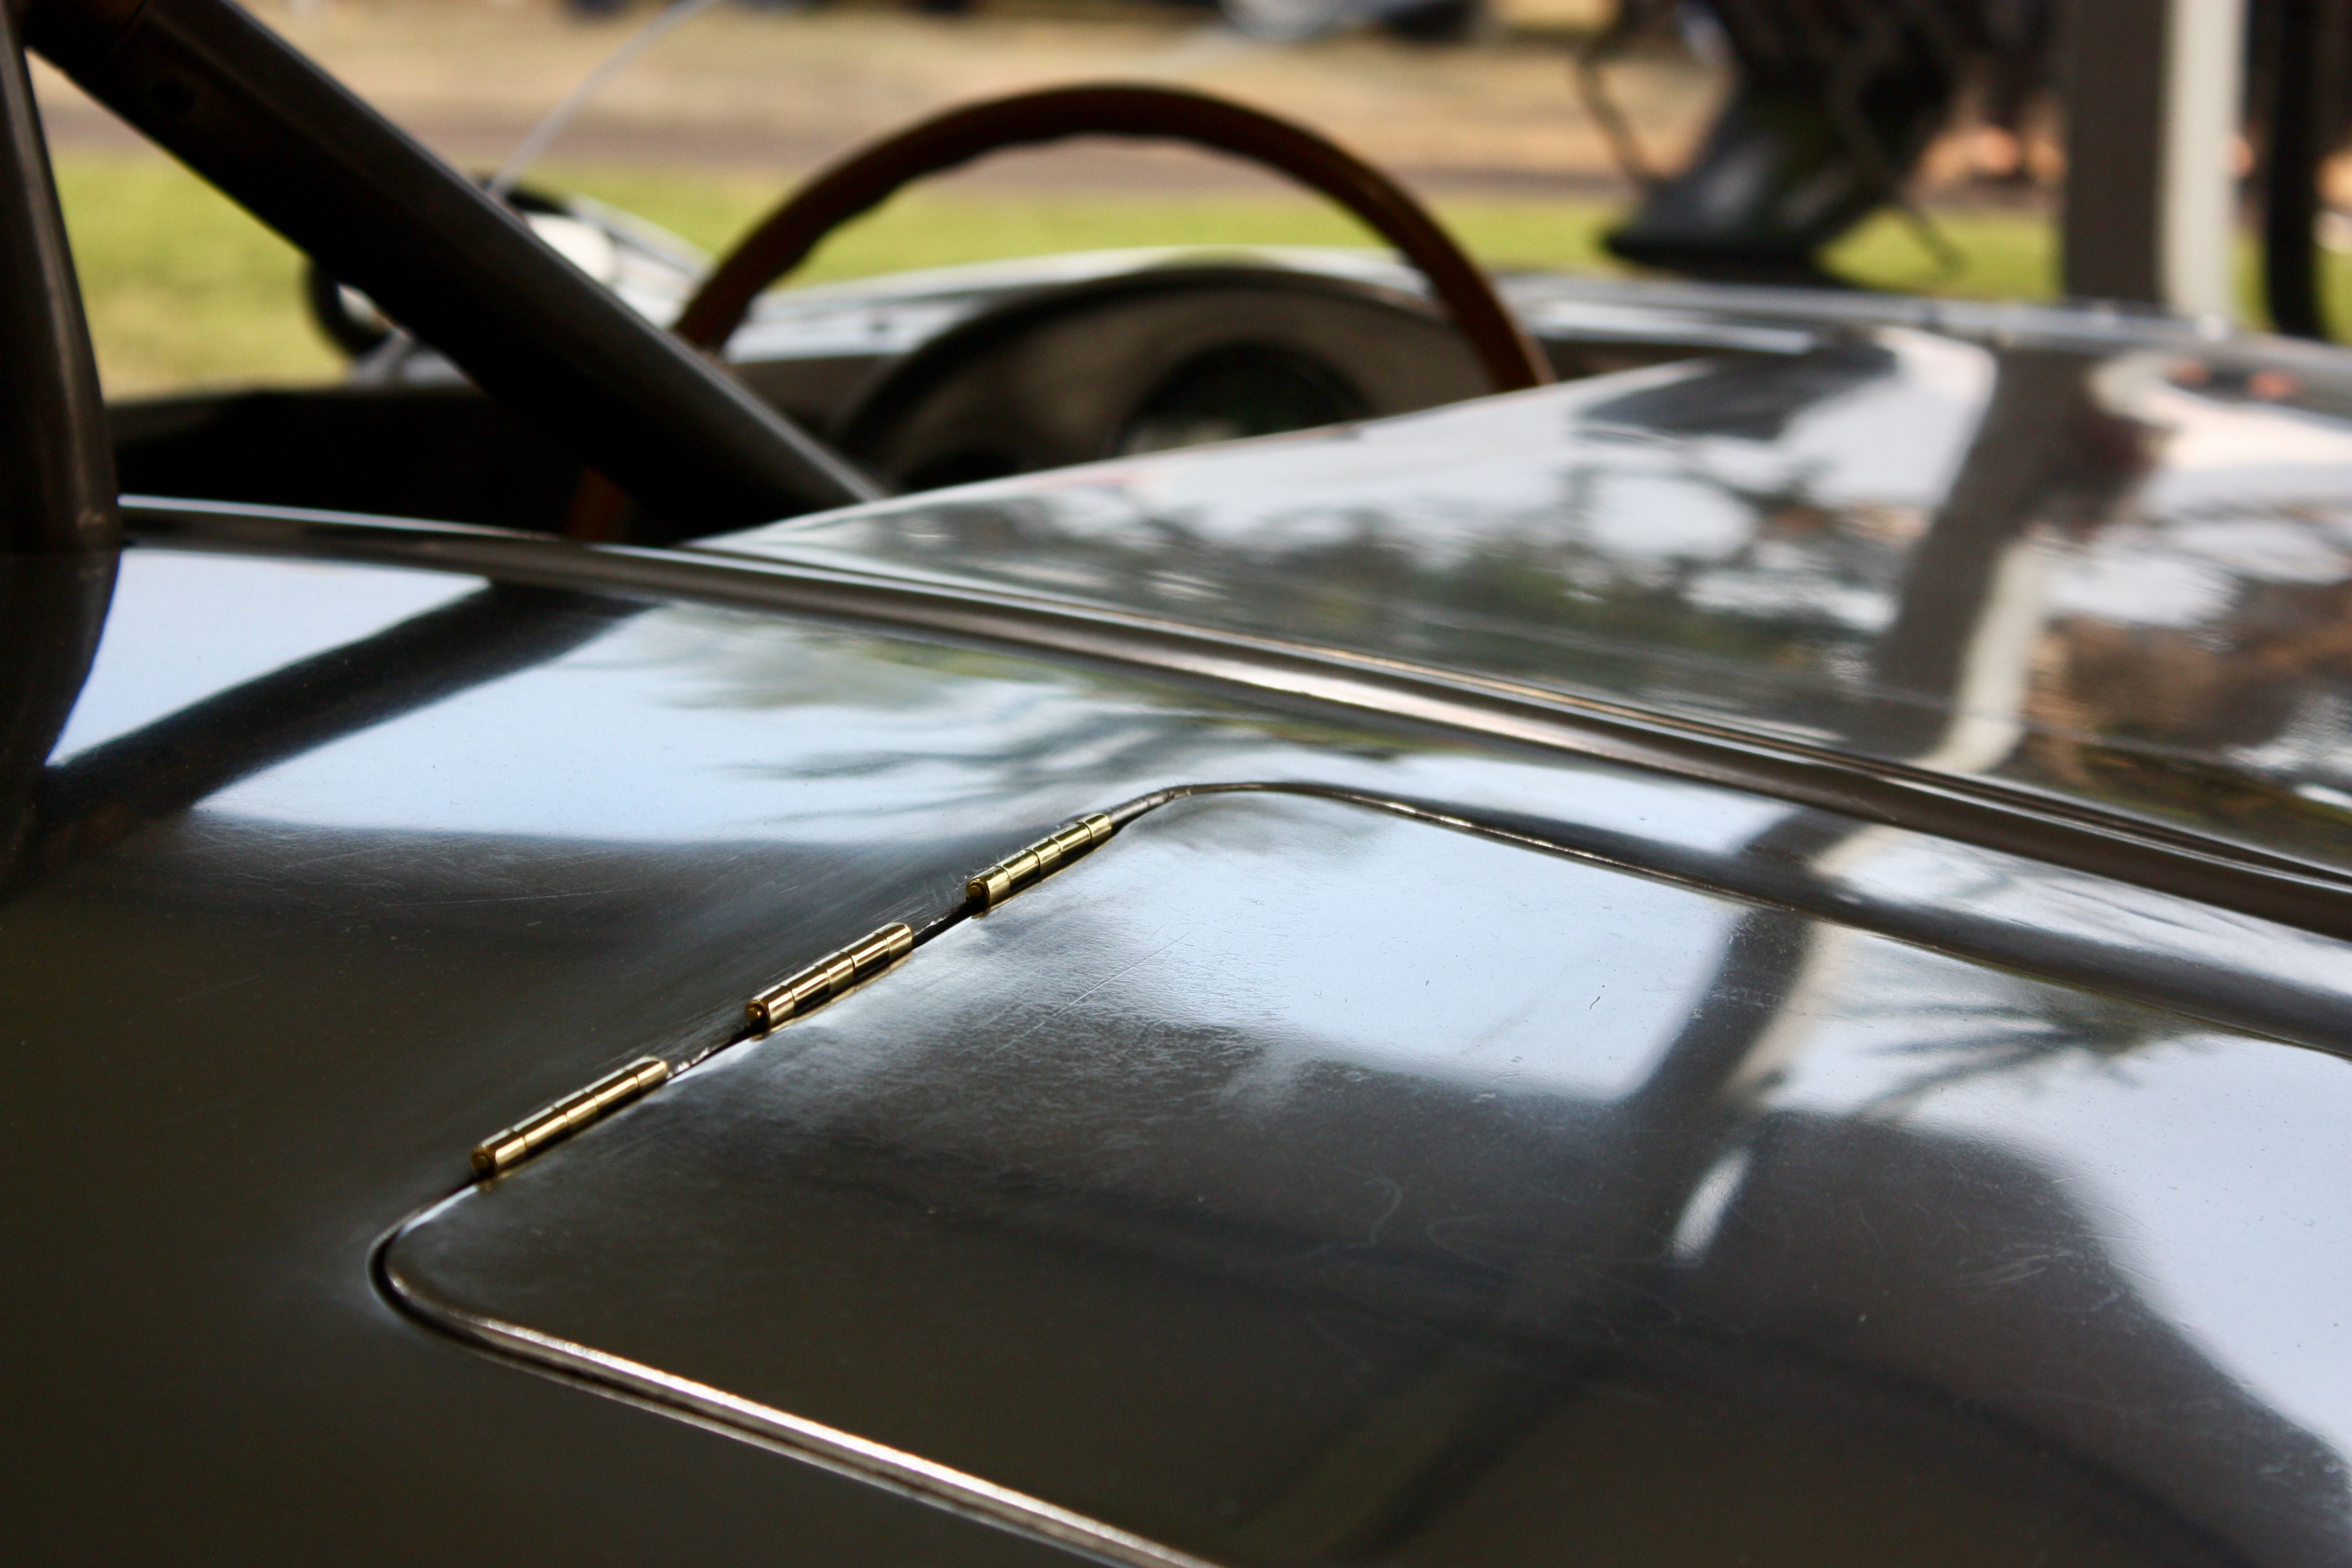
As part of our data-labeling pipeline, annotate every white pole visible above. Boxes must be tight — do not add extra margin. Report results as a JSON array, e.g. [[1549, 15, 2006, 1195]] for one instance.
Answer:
[[2064, 0, 2247, 317], [2160, 0, 2248, 317]]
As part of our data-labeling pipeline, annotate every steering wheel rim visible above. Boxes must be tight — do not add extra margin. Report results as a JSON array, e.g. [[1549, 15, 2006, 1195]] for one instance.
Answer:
[[679, 83, 1552, 391], [567, 83, 1550, 540]]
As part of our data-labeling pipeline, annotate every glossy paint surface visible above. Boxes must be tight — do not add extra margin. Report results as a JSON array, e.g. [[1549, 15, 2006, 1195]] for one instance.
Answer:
[[721, 330, 2352, 877], [10, 533, 2352, 1564], [390, 791, 2352, 1568]]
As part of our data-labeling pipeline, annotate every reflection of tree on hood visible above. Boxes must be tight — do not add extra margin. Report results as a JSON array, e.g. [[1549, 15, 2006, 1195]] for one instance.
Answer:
[[1684, 1108, 2352, 1568]]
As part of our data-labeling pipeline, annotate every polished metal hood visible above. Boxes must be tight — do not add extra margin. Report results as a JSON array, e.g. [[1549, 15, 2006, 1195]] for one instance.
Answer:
[[15, 522, 2352, 1565], [716, 326, 2352, 880], [390, 789, 2352, 1568]]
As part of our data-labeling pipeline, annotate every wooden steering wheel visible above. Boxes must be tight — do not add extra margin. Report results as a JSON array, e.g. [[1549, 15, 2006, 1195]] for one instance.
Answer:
[[568, 83, 1550, 539]]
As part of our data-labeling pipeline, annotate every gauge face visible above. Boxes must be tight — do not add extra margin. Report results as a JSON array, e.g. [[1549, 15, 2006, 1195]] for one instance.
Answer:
[[1112, 341, 1370, 456]]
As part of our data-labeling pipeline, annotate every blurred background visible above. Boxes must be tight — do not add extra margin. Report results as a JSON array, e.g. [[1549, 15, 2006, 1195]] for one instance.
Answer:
[[25, 0, 2334, 397]]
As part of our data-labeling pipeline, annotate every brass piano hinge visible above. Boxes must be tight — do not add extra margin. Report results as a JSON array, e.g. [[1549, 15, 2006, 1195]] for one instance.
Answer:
[[466, 816, 1124, 1180], [745, 921, 913, 1034], [966, 813, 1115, 910], [471, 1055, 672, 1180]]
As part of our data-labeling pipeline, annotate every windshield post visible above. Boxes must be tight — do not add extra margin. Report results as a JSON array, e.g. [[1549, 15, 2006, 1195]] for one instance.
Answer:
[[0, 0, 119, 881]]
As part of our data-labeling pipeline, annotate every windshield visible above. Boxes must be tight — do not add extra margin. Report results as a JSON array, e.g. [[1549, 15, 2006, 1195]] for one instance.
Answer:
[[28, 0, 2117, 399]]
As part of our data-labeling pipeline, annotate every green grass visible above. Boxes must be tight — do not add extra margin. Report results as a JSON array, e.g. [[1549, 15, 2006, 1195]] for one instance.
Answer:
[[57, 150, 1646, 394], [1827, 202, 2352, 323], [53, 153, 344, 395], [1826, 206, 2060, 302], [551, 164, 1631, 281], [55, 147, 2352, 399]]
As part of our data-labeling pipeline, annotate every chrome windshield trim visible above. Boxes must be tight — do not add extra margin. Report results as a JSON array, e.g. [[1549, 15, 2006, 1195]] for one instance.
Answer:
[[121, 494, 2352, 945]]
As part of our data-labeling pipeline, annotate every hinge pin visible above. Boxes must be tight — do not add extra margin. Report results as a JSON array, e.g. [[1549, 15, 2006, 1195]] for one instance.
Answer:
[[745, 921, 914, 1033], [966, 813, 1114, 909], [471, 1056, 672, 1179]]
